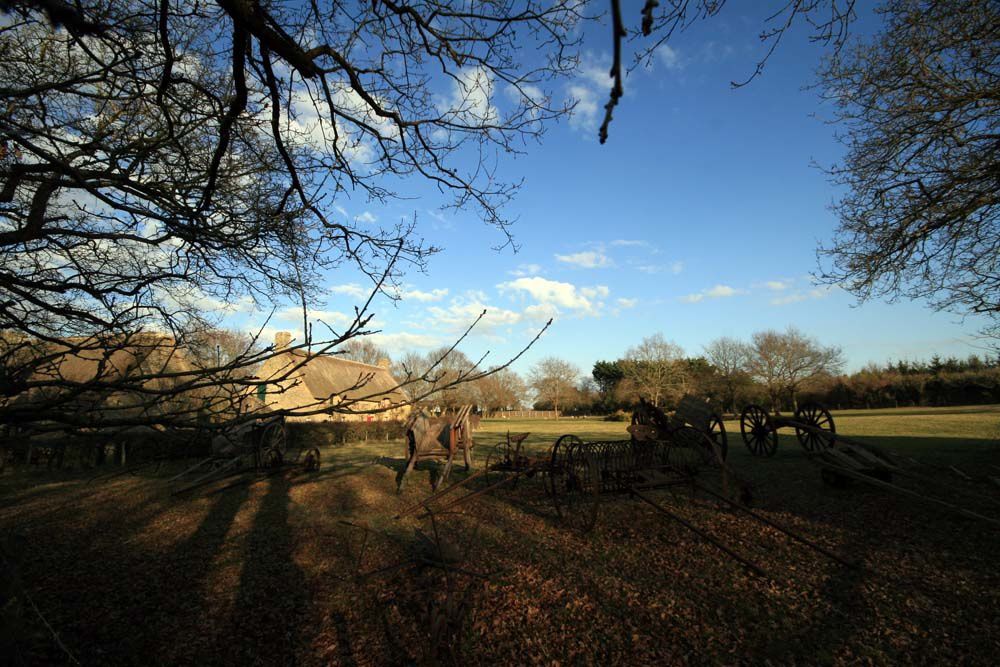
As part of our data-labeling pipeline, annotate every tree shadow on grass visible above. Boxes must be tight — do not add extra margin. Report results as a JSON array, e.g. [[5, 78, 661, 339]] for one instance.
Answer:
[[222, 474, 319, 664], [13, 480, 253, 665]]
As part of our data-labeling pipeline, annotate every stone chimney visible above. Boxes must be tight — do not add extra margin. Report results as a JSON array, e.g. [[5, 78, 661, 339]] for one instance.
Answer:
[[376, 357, 391, 370], [274, 331, 292, 350]]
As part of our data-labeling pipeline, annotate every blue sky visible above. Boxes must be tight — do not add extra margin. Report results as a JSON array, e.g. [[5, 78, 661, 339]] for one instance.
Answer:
[[243, 6, 991, 378]]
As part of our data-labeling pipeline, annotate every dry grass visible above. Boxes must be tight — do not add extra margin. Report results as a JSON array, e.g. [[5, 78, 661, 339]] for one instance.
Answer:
[[2, 406, 1000, 665]]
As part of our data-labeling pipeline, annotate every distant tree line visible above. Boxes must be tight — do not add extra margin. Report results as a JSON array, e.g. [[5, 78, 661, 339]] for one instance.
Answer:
[[582, 332, 1000, 415], [201, 327, 1000, 417]]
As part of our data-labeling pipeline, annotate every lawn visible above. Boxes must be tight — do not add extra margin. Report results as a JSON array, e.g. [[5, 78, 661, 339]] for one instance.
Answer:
[[2, 406, 1000, 665]]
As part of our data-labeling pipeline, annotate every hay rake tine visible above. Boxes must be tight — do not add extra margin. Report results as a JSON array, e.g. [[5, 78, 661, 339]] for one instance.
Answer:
[[631, 489, 770, 579], [396, 467, 492, 519], [803, 437, 1000, 509], [820, 461, 1000, 527], [171, 456, 242, 496], [691, 480, 860, 569], [416, 468, 533, 519]]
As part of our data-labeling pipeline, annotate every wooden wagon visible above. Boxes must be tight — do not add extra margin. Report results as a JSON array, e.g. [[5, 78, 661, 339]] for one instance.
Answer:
[[739, 402, 836, 457], [398, 405, 475, 492], [168, 414, 319, 495], [629, 395, 728, 462]]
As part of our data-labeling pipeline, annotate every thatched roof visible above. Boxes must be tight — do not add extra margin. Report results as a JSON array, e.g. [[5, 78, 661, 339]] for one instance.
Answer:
[[30, 334, 195, 388], [264, 348, 408, 404]]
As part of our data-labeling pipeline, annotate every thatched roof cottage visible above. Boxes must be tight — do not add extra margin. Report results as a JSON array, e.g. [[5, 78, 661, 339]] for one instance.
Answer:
[[257, 332, 410, 422], [3, 333, 202, 426]]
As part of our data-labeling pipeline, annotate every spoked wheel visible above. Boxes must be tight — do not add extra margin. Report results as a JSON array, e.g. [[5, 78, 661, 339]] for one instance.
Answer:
[[484, 446, 506, 490], [546, 435, 601, 532], [302, 447, 321, 472], [740, 405, 777, 457], [794, 402, 836, 451], [260, 420, 288, 460], [706, 413, 728, 463]]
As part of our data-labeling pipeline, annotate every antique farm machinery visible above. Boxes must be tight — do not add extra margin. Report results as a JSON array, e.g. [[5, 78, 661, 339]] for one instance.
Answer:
[[167, 414, 319, 495], [739, 402, 836, 456], [398, 422, 855, 577], [631, 395, 729, 461], [737, 403, 1000, 526], [397, 405, 475, 492]]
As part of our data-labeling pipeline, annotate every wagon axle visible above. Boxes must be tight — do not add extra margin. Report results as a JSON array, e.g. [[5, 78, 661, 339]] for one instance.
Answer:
[[739, 402, 837, 457]]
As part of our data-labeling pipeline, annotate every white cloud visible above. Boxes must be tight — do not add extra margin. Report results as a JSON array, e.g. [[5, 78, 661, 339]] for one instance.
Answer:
[[580, 60, 613, 88], [566, 57, 612, 135], [427, 298, 523, 338], [508, 263, 542, 277], [610, 239, 650, 248], [617, 297, 638, 308], [355, 211, 377, 224], [770, 293, 806, 306], [581, 285, 610, 299], [680, 284, 744, 303], [285, 85, 390, 165], [657, 44, 682, 70], [754, 279, 792, 291], [634, 260, 684, 275], [275, 306, 352, 327], [523, 303, 559, 321], [368, 331, 441, 351], [555, 250, 613, 269], [441, 66, 499, 126], [497, 276, 607, 317], [769, 284, 834, 306], [399, 287, 448, 303], [505, 82, 546, 106], [329, 283, 370, 299], [567, 83, 601, 133], [705, 285, 740, 298]]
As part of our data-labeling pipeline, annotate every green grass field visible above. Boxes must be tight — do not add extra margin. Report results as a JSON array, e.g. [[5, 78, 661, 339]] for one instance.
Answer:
[[2, 406, 1000, 665]]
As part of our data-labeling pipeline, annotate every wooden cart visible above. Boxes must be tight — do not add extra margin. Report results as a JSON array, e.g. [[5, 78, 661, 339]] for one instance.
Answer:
[[739, 402, 836, 457], [398, 405, 475, 492]]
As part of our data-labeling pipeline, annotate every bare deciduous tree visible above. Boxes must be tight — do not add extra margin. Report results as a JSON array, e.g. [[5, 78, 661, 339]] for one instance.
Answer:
[[817, 0, 1000, 341], [339, 338, 389, 367], [598, 0, 857, 142], [703, 337, 751, 415], [528, 357, 579, 418], [0, 0, 568, 436], [746, 327, 844, 412], [618, 333, 686, 408], [475, 367, 527, 416]]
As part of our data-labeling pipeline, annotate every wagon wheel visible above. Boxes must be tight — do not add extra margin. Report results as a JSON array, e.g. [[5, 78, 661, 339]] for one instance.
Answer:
[[484, 446, 504, 490], [706, 413, 728, 463], [302, 447, 321, 472], [544, 434, 573, 500], [740, 405, 777, 457], [260, 420, 286, 455], [260, 421, 287, 469], [794, 402, 836, 451], [546, 435, 600, 532]]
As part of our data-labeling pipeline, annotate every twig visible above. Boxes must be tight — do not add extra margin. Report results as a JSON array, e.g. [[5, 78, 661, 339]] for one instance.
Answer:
[[22, 585, 81, 665]]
